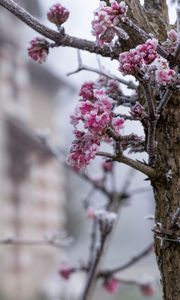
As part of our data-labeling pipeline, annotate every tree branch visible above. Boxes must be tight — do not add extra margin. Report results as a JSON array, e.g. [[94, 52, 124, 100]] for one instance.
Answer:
[[0, 0, 119, 59], [67, 51, 136, 90], [96, 151, 156, 178], [99, 242, 153, 277]]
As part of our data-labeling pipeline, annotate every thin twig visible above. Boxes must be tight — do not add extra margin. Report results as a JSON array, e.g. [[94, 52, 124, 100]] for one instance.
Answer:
[[99, 242, 153, 277], [96, 151, 156, 178], [67, 51, 136, 89]]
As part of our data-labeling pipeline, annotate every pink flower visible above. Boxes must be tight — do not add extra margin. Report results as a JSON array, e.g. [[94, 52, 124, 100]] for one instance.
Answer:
[[79, 82, 95, 101], [92, 1, 128, 46], [68, 131, 100, 170], [119, 39, 158, 75], [58, 263, 74, 280], [139, 283, 156, 297], [102, 161, 113, 172], [47, 3, 69, 26], [103, 278, 120, 294], [28, 37, 49, 64], [112, 117, 125, 134], [155, 68, 175, 86], [137, 39, 158, 65]]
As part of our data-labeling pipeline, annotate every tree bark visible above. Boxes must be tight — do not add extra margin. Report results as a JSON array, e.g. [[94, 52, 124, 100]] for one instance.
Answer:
[[152, 91, 180, 300]]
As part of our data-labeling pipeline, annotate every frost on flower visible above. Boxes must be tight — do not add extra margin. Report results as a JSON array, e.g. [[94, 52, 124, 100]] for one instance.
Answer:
[[68, 131, 100, 171], [28, 37, 49, 64], [146, 57, 175, 86], [91, 1, 128, 47], [47, 3, 69, 26], [68, 79, 125, 170], [119, 39, 158, 75]]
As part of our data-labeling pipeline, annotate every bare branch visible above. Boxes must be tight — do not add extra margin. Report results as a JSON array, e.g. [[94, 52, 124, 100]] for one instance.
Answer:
[[96, 151, 156, 178], [67, 51, 137, 90], [99, 243, 153, 277]]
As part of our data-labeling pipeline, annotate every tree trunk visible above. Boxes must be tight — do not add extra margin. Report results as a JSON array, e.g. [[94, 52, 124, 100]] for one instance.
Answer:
[[152, 91, 180, 300]]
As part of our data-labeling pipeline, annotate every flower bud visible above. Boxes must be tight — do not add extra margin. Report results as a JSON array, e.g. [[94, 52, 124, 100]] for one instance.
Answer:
[[58, 263, 74, 280], [103, 277, 120, 294], [47, 3, 69, 26], [28, 37, 49, 64]]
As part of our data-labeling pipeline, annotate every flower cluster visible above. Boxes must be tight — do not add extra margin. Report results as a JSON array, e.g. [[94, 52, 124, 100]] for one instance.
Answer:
[[68, 81, 124, 170], [92, 1, 128, 46], [68, 131, 100, 171], [119, 38, 175, 86], [28, 37, 49, 64], [47, 3, 69, 27], [119, 39, 158, 75]]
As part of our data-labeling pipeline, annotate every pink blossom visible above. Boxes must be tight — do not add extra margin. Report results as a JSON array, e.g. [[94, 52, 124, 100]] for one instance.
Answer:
[[155, 68, 175, 86], [79, 82, 95, 101], [103, 278, 120, 294], [112, 116, 125, 134], [139, 283, 156, 297], [28, 37, 49, 64], [58, 263, 74, 280], [47, 3, 69, 26], [137, 39, 158, 65], [68, 131, 100, 170], [119, 39, 158, 75], [85, 110, 111, 135], [102, 161, 113, 172], [119, 49, 141, 74], [92, 1, 128, 46]]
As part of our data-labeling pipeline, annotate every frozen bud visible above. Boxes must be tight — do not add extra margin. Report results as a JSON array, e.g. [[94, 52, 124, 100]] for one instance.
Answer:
[[47, 3, 69, 26], [139, 283, 156, 297], [130, 102, 146, 119], [28, 37, 49, 64], [79, 82, 95, 101], [58, 263, 74, 280], [103, 277, 120, 294], [102, 161, 113, 172]]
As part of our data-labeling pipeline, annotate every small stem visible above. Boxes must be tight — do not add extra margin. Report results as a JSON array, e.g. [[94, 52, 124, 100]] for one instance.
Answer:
[[99, 243, 153, 277], [81, 228, 111, 300]]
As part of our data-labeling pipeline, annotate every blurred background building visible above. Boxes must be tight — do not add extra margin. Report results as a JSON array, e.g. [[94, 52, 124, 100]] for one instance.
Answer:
[[0, 1, 75, 299]]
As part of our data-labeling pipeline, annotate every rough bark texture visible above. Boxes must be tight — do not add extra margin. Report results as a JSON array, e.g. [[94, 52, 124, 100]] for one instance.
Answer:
[[124, 2, 180, 298], [152, 92, 180, 300]]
